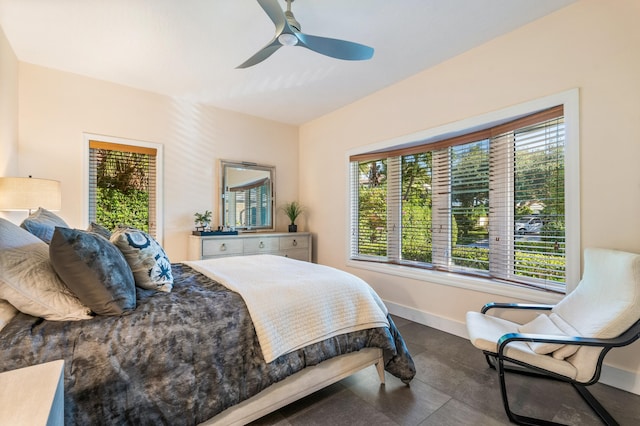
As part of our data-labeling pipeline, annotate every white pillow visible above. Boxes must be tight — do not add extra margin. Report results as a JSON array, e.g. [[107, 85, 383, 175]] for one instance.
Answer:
[[517, 314, 567, 354], [0, 299, 19, 331], [0, 218, 92, 321]]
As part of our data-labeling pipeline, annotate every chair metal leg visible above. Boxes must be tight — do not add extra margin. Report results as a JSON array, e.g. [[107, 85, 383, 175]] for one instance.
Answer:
[[572, 384, 619, 426], [496, 357, 619, 426], [497, 357, 561, 425], [485, 353, 496, 369]]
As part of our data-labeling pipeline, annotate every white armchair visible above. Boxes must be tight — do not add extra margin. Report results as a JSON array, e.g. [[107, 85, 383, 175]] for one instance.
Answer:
[[466, 248, 640, 425]]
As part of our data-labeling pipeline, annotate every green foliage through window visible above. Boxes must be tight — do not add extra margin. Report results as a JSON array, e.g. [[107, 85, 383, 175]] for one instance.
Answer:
[[96, 187, 149, 232], [89, 144, 155, 235]]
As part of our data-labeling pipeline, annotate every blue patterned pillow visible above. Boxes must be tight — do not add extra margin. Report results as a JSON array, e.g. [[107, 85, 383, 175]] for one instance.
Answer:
[[50, 227, 136, 316], [110, 226, 173, 292], [20, 207, 68, 244]]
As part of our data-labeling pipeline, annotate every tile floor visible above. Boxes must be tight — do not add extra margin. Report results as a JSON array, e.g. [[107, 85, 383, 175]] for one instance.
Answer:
[[249, 316, 640, 425]]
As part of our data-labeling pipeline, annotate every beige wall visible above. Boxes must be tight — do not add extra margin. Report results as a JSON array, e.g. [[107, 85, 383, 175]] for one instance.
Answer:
[[0, 26, 18, 176], [0, 26, 22, 225], [300, 0, 640, 389], [17, 63, 299, 261]]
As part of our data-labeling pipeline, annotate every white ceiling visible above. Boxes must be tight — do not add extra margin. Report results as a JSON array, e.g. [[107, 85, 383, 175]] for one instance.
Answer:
[[0, 0, 576, 125]]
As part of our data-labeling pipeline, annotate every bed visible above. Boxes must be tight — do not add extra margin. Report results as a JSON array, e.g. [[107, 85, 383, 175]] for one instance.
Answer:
[[0, 216, 416, 425]]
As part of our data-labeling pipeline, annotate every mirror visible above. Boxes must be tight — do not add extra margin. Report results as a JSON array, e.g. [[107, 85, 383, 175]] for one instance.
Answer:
[[220, 160, 275, 231]]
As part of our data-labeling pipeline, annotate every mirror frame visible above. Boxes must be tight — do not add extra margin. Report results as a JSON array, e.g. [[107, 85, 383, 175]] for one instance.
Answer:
[[219, 160, 275, 232]]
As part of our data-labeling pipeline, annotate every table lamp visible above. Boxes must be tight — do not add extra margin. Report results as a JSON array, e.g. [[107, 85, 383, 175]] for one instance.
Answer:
[[0, 176, 61, 214]]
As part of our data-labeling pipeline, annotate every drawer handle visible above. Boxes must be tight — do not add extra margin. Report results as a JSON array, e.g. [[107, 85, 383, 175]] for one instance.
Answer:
[[292, 239, 297, 247], [259, 241, 265, 248], [220, 243, 226, 251]]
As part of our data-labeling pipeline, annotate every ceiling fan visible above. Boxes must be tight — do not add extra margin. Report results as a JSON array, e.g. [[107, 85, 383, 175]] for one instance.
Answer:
[[237, 0, 374, 68]]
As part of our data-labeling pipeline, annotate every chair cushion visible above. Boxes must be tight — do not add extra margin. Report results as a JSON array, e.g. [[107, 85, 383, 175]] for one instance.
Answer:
[[557, 248, 640, 382], [548, 313, 580, 359], [467, 311, 517, 353], [553, 248, 640, 339], [517, 314, 565, 354], [466, 311, 577, 379]]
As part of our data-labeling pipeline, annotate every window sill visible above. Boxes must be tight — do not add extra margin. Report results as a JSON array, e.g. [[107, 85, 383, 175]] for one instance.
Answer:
[[346, 259, 565, 305]]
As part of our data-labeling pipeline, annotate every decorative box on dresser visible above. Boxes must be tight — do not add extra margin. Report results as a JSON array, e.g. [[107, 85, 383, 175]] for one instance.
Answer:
[[187, 232, 312, 262]]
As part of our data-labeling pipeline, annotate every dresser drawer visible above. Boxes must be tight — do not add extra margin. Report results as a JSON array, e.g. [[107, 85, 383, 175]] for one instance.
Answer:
[[279, 235, 309, 250], [281, 248, 310, 261], [244, 237, 279, 253], [202, 238, 243, 257]]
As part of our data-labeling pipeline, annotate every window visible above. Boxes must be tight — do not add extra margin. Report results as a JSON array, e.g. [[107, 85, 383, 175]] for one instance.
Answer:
[[86, 136, 163, 241], [349, 104, 574, 293]]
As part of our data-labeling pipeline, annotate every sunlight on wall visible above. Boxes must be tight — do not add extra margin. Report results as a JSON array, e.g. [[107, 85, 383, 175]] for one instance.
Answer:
[[163, 97, 299, 261], [162, 98, 222, 260]]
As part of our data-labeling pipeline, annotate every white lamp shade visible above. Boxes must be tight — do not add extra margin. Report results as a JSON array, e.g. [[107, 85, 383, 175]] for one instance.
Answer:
[[0, 177, 61, 211]]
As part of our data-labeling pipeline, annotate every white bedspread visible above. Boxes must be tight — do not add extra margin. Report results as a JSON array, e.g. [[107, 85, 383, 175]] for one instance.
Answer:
[[185, 255, 389, 363]]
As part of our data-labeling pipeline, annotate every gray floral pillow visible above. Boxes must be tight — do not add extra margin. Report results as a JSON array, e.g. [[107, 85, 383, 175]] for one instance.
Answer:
[[110, 226, 173, 292]]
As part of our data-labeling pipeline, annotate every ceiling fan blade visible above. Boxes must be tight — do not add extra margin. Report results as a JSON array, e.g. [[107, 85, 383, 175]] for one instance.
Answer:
[[257, 0, 286, 30], [296, 33, 374, 61], [236, 39, 282, 69], [237, 0, 298, 68]]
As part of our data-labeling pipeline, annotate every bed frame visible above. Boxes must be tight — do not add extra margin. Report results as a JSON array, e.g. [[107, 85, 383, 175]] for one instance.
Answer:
[[201, 347, 385, 425]]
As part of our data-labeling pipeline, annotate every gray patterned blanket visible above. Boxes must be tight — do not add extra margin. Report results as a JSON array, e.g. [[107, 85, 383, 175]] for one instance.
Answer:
[[0, 264, 415, 425]]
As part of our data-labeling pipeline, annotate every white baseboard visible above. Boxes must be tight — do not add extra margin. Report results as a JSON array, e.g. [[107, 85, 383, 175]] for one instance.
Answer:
[[385, 301, 640, 396], [599, 364, 640, 396], [386, 301, 469, 339]]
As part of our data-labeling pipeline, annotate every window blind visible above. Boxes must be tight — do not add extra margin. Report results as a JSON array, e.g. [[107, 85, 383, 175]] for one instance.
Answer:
[[351, 159, 389, 259], [88, 140, 157, 237], [350, 106, 565, 291], [491, 116, 566, 289]]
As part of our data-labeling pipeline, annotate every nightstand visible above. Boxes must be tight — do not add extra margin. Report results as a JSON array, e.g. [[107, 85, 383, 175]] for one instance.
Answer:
[[0, 360, 64, 426]]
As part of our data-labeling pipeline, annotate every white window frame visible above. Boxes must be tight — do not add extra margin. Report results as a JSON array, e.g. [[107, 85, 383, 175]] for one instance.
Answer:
[[346, 89, 580, 304], [82, 133, 164, 244]]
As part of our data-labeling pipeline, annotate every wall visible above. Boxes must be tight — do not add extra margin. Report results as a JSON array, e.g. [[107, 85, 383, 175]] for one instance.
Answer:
[[0, 25, 22, 225], [0, 26, 18, 176], [299, 0, 640, 392], [17, 63, 299, 261]]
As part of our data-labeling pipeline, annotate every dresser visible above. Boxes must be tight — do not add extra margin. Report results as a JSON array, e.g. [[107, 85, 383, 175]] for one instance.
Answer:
[[187, 232, 312, 262]]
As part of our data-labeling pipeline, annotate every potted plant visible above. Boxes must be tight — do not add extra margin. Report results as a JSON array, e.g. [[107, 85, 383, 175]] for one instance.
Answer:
[[281, 201, 304, 232], [194, 210, 212, 231]]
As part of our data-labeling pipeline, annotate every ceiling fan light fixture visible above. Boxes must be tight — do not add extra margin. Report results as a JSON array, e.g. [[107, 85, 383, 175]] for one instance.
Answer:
[[278, 33, 298, 46]]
